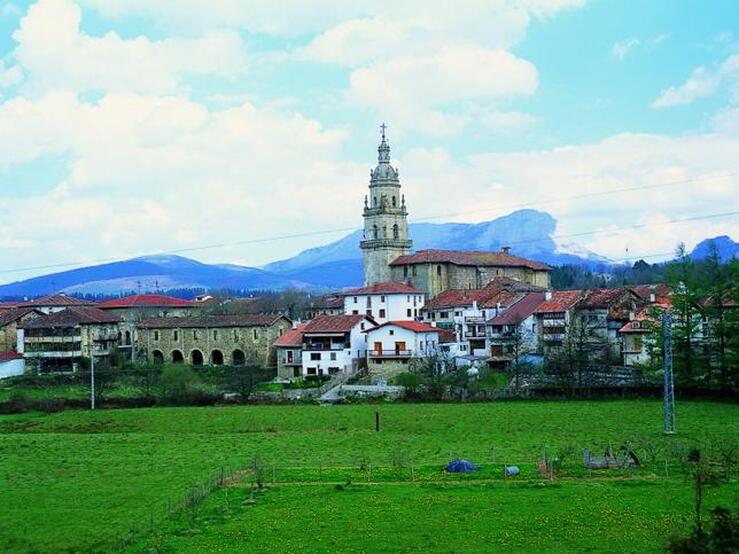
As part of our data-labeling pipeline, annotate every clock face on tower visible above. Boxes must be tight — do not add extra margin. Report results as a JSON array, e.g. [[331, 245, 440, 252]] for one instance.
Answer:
[[360, 126, 412, 286]]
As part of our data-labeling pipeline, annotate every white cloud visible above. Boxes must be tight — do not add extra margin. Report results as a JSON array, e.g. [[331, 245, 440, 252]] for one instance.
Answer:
[[612, 38, 640, 61], [8, 0, 247, 96], [0, 61, 22, 88], [652, 54, 739, 109], [349, 46, 538, 136]]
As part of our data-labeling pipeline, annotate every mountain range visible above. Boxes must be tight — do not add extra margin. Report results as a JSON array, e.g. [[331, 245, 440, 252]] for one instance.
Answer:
[[0, 210, 734, 298]]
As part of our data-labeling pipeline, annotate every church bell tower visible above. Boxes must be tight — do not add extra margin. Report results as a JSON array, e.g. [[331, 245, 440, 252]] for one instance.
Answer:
[[360, 124, 412, 285]]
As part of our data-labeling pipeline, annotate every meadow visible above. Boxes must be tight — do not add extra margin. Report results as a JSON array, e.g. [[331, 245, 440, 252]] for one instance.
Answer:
[[0, 400, 737, 552]]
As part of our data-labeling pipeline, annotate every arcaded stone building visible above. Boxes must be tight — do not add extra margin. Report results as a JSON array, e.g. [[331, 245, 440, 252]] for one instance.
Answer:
[[137, 314, 292, 368], [389, 249, 551, 298]]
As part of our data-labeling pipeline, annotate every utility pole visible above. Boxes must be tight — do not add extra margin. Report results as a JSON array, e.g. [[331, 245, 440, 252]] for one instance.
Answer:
[[663, 313, 676, 434], [90, 347, 96, 411]]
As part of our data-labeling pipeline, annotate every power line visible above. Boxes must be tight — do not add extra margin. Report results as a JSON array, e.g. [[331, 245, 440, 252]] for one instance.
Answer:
[[0, 172, 737, 277]]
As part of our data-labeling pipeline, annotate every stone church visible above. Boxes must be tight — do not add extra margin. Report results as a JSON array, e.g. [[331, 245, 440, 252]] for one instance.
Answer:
[[361, 128, 551, 297]]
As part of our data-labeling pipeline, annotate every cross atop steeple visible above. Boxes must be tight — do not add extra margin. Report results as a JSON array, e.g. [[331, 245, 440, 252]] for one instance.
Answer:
[[380, 122, 387, 140]]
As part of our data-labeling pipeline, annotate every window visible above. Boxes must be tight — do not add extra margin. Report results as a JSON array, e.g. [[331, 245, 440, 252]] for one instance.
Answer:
[[154, 330, 159, 341], [310, 353, 321, 361], [353, 297, 358, 304], [389, 329, 395, 336], [412, 266, 417, 276], [393, 224, 399, 239], [173, 330, 179, 341], [404, 267, 409, 278], [407, 308, 412, 317], [253, 329, 258, 340], [193, 330, 199, 340], [352, 310, 359, 315], [360, 323, 365, 330], [379, 309, 386, 318], [213, 330, 218, 340], [373, 225, 378, 239], [380, 296, 385, 303], [392, 196, 397, 207], [330, 353, 337, 361], [455, 311, 462, 317], [437, 265, 442, 276], [307, 367, 317, 375], [440, 312, 449, 319], [233, 330, 238, 341], [414, 309, 418, 317], [366, 310, 373, 317]]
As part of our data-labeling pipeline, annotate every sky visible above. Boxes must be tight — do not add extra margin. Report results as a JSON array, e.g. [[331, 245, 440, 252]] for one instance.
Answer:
[[0, 0, 738, 283]]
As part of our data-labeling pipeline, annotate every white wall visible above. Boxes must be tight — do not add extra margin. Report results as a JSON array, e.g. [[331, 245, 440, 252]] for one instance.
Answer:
[[0, 359, 25, 378], [344, 293, 425, 323], [301, 319, 372, 376], [365, 325, 439, 356]]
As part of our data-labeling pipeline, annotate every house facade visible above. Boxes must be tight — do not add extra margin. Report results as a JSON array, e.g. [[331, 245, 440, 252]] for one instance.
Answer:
[[275, 323, 308, 379], [137, 314, 292, 367], [340, 281, 425, 323], [365, 320, 440, 378], [533, 290, 584, 353], [486, 292, 546, 368], [0, 308, 42, 352], [300, 314, 375, 377], [17, 307, 121, 372]]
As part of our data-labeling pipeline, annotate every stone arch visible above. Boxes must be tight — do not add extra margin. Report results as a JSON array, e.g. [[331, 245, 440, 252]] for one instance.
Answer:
[[232, 349, 246, 367], [211, 349, 224, 366], [152, 350, 164, 365], [191, 350, 204, 366], [172, 350, 184, 364]]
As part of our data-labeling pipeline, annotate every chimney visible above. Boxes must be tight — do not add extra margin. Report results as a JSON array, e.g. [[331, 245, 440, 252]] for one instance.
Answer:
[[545, 291, 552, 301], [501, 246, 511, 254]]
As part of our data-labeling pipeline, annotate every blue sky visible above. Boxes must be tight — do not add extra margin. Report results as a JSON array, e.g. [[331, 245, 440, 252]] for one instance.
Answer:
[[0, 0, 737, 283]]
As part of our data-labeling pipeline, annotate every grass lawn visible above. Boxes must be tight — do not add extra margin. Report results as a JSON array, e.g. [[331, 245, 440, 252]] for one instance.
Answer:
[[0, 400, 737, 552]]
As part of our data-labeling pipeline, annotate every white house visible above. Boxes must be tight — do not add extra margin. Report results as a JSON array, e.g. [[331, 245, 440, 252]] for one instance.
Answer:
[[340, 282, 425, 324], [364, 320, 441, 377], [300, 314, 376, 377], [0, 351, 25, 378]]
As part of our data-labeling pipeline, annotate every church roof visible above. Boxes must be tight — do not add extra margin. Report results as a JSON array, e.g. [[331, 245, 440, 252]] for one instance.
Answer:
[[389, 249, 551, 271], [19, 294, 96, 308], [97, 294, 194, 309]]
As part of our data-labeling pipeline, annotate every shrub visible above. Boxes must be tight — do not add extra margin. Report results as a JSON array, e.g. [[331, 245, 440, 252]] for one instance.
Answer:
[[158, 365, 202, 405]]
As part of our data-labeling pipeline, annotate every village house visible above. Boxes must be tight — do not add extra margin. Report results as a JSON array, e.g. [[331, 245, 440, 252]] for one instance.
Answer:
[[299, 314, 375, 377], [17, 307, 122, 372], [274, 323, 308, 379], [618, 306, 667, 366], [98, 294, 196, 360], [486, 292, 546, 368], [0, 308, 42, 352], [365, 320, 441, 378], [574, 288, 642, 361], [137, 314, 291, 367], [303, 295, 344, 319], [533, 290, 585, 353], [339, 281, 425, 323]]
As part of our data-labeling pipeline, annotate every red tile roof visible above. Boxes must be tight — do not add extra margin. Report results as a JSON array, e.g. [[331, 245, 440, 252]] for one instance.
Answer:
[[340, 281, 425, 296], [310, 295, 344, 310], [138, 314, 288, 329], [628, 284, 672, 303], [303, 314, 375, 334], [577, 288, 631, 309], [618, 306, 669, 334], [98, 294, 194, 309], [484, 276, 546, 293], [438, 329, 457, 343], [365, 320, 440, 334], [273, 324, 308, 347], [487, 293, 546, 325], [19, 294, 95, 308], [19, 307, 121, 329], [534, 290, 585, 314], [389, 249, 551, 271], [0, 351, 23, 362]]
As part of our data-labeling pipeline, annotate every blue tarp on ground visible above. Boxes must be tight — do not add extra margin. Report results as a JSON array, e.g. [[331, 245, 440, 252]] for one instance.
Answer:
[[445, 459, 481, 473]]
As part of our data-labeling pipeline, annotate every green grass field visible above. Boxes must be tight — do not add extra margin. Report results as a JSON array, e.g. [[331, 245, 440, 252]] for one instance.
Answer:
[[1, 400, 737, 552]]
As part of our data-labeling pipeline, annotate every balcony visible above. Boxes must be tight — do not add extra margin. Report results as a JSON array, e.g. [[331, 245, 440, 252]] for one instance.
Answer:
[[24, 350, 83, 359], [369, 349, 413, 359], [542, 319, 566, 327], [304, 343, 347, 351], [24, 336, 81, 343], [543, 334, 566, 342]]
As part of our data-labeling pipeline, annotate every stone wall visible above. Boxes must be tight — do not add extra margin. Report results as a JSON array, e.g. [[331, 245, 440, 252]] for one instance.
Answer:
[[140, 320, 291, 368]]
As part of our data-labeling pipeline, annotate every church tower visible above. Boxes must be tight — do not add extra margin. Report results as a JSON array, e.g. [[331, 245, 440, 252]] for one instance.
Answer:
[[360, 125, 412, 285]]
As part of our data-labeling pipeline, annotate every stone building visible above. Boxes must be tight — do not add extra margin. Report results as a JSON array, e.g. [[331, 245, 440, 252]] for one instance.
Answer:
[[533, 290, 585, 352], [365, 320, 440, 379], [0, 308, 41, 352], [97, 294, 196, 361], [137, 314, 292, 368], [360, 127, 412, 285], [274, 323, 308, 379], [17, 307, 122, 372], [389, 249, 551, 298]]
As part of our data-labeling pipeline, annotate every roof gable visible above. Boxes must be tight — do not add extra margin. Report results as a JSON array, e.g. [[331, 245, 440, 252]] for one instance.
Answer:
[[389, 249, 551, 271]]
